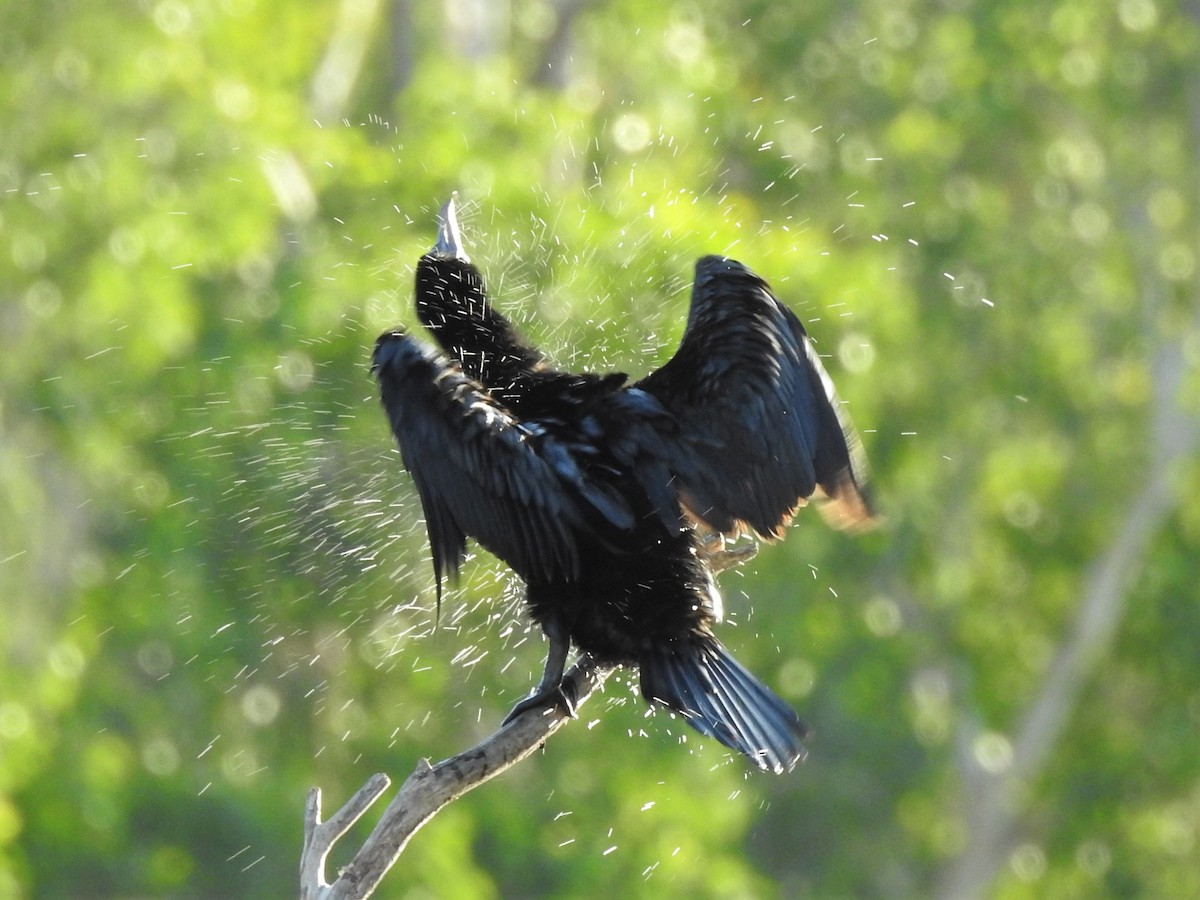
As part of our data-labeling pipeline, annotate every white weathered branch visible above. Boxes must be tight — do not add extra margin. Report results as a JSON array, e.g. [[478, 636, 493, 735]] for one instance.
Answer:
[[299, 656, 613, 900]]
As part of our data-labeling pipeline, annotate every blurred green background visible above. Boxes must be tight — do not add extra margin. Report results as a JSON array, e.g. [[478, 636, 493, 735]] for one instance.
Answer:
[[3, 0, 1199, 896]]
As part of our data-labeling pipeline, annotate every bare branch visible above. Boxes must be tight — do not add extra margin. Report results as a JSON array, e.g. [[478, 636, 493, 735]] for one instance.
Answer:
[[299, 656, 614, 899], [301, 774, 392, 899]]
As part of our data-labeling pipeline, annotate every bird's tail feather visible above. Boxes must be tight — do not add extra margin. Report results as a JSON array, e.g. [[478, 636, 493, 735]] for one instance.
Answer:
[[640, 637, 808, 773]]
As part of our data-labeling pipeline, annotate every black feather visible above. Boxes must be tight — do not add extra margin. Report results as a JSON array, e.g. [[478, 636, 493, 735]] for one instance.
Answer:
[[637, 254, 876, 537], [640, 637, 808, 774]]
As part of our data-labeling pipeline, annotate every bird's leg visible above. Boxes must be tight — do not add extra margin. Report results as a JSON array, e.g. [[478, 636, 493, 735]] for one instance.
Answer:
[[561, 651, 602, 700], [502, 617, 578, 724], [695, 530, 759, 573]]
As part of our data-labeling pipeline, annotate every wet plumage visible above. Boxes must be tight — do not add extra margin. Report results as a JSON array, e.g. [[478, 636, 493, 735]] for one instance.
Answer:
[[372, 198, 876, 773]]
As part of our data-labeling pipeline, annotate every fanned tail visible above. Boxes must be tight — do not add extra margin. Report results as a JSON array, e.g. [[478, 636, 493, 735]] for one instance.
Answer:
[[640, 636, 808, 774]]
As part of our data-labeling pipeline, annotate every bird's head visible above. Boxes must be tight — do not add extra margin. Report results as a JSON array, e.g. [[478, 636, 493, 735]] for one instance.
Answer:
[[432, 194, 469, 263], [412, 195, 547, 379], [415, 196, 491, 339]]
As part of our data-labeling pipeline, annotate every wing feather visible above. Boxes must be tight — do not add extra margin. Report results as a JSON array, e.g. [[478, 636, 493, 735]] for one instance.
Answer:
[[637, 255, 876, 538], [372, 331, 632, 590]]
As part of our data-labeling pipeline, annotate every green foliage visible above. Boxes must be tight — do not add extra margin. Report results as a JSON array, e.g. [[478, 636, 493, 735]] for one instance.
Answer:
[[2, 0, 1198, 896]]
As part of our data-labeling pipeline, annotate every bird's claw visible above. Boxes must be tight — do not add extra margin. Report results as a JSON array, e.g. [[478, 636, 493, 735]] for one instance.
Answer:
[[696, 534, 759, 573], [502, 679, 579, 726]]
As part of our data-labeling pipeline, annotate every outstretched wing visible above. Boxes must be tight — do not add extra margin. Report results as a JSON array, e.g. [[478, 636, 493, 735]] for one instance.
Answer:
[[636, 255, 876, 539], [372, 331, 634, 593]]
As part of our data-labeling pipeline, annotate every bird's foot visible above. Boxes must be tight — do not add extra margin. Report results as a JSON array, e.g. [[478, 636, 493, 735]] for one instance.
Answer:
[[695, 529, 724, 555], [502, 679, 579, 726], [696, 535, 759, 573]]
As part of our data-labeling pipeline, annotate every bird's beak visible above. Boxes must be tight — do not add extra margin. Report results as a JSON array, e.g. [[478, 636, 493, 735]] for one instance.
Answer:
[[434, 194, 470, 262]]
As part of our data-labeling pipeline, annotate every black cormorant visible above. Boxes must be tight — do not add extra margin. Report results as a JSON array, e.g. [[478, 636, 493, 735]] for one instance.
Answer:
[[372, 198, 875, 773]]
